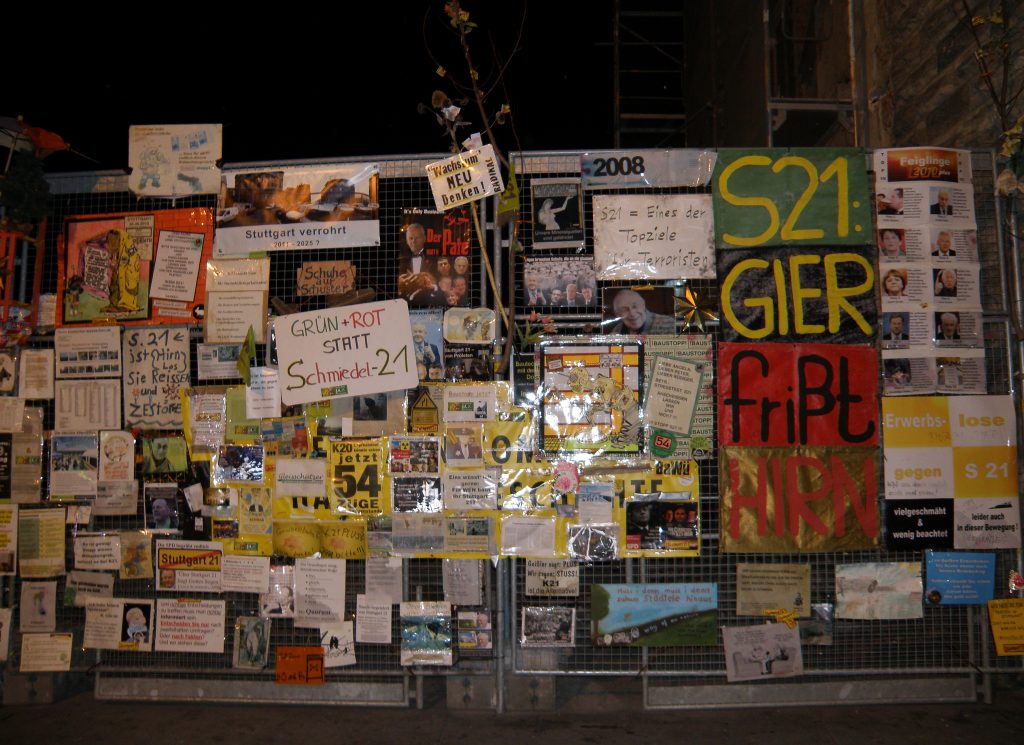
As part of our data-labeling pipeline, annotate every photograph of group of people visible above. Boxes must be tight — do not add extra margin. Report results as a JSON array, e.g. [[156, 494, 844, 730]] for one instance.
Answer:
[[523, 256, 598, 307]]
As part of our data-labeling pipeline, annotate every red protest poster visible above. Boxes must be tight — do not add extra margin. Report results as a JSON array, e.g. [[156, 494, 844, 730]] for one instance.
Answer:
[[718, 342, 878, 448]]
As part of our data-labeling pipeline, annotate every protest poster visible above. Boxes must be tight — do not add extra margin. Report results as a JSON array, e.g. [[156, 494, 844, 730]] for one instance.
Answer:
[[540, 342, 643, 454], [735, 563, 811, 617], [592, 583, 717, 647], [19, 633, 73, 672], [58, 208, 213, 326], [20, 581, 57, 631], [18, 508, 66, 577], [84, 598, 153, 651], [73, 533, 121, 571], [275, 646, 325, 684], [835, 562, 923, 620], [155, 540, 223, 592], [718, 341, 879, 553], [882, 396, 1019, 549], [233, 617, 271, 670], [54, 327, 122, 378], [720, 445, 878, 553], [356, 594, 392, 644], [320, 623, 356, 668], [712, 148, 871, 248], [718, 245, 876, 344], [531, 179, 584, 249], [521, 607, 575, 647], [276, 300, 417, 406], [296, 260, 357, 297], [154, 598, 226, 653], [215, 163, 380, 256], [123, 327, 190, 428], [722, 622, 803, 682], [592, 194, 714, 280], [64, 570, 115, 608], [643, 335, 714, 459], [524, 559, 579, 597], [719, 342, 878, 448], [924, 551, 995, 605], [987, 599, 1024, 656], [0, 504, 16, 575], [425, 145, 504, 211], [397, 207, 472, 308], [294, 558, 346, 629], [400, 601, 453, 665], [129, 123, 222, 198]]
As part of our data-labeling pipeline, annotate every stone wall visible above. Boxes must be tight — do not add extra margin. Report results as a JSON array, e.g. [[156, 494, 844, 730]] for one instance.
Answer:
[[864, 0, 1022, 149]]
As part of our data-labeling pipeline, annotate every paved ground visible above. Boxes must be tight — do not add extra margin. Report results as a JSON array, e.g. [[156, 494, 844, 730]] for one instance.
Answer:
[[2, 681, 1022, 745]]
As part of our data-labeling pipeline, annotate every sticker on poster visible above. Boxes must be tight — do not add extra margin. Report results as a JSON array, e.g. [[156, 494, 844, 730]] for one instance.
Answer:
[[954, 497, 1021, 549]]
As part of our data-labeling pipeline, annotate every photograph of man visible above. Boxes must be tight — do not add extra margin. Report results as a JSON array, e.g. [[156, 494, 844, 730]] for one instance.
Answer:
[[603, 287, 676, 335], [883, 313, 909, 342], [411, 322, 440, 372], [398, 222, 445, 307], [935, 312, 960, 341], [143, 438, 178, 474], [524, 274, 547, 305], [931, 230, 956, 257], [934, 268, 958, 297], [561, 283, 583, 307], [877, 188, 903, 215], [930, 189, 953, 216], [146, 492, 179, 531]]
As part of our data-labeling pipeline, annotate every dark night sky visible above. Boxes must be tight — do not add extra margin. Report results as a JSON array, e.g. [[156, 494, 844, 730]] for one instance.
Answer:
[[7, 4, 618, 172]]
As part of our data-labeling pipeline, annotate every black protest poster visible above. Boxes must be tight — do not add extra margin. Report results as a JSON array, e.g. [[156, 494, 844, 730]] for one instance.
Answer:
[[718, 245, 877, 345]]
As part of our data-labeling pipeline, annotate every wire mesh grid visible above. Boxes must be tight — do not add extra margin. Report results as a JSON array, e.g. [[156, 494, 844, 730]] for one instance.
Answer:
[[509, 150, 1023, 686], [4, 149, 1020, 701]]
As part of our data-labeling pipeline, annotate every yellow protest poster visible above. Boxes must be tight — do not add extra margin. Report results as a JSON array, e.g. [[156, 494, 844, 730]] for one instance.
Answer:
[[988, 598, 1024, 656]]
